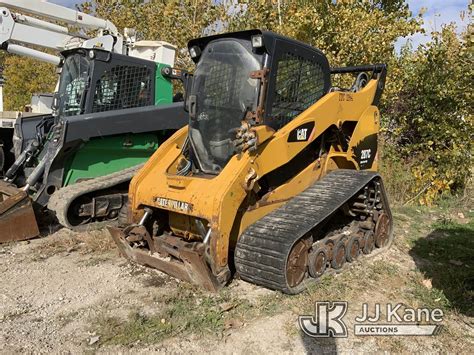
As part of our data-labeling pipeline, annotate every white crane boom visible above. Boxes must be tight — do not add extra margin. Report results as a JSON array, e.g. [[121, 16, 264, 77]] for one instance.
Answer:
[[0, 0, 124, 65], [0, 0, 118, 35]]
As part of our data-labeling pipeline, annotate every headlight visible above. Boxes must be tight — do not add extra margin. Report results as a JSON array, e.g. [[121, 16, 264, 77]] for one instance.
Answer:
[[251, 35, 264, 48], [189, 46, 201, 59]]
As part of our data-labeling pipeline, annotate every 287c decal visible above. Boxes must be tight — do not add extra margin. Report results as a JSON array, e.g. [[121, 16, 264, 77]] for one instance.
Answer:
[[351, 134, 378, 169], [361, 149, 372, 161]]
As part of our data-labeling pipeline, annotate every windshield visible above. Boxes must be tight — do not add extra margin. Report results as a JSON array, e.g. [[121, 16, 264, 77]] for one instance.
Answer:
[[58, 54, 90, 116], [189, 40, 261, 174]]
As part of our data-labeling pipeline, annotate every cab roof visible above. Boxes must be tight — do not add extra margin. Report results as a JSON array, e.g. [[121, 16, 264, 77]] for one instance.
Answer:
[[187, 29, 328, 63]]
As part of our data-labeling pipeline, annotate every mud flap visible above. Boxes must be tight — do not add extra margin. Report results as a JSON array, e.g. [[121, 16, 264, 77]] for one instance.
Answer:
[[108, 226, 223, 292], [0, 181, 39, 242]]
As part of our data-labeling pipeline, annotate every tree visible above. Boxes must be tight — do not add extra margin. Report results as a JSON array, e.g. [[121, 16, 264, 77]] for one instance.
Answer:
[[2, 55, 57, 111], [225, 1, 473, 204], [225, 1, 419, 63], [385, 24, 473, 204], [80, 0, 228, 69], [224, 0, 421, 111]]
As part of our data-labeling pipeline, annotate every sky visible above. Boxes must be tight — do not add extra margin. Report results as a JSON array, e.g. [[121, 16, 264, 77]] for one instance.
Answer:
[[397, 0, 470, 50], [49, 0, 470, 50]]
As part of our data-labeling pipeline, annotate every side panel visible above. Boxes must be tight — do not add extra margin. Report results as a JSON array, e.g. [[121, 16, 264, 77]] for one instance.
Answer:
[[62, 133, 160, 186], [155, 63, 173, 105], [64, 103, 186, 143], [14, 114, 54, 154], [348, 106, 380, 170]]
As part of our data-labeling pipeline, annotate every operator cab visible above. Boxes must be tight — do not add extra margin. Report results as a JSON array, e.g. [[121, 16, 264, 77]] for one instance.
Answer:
[[186, 29, 331, 174], [55, 48, 158, 117]]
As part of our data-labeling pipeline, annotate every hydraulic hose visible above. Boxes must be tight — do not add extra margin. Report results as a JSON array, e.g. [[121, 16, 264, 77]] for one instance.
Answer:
[[24, 155, 47, 189], [4, 140, 40, 182]]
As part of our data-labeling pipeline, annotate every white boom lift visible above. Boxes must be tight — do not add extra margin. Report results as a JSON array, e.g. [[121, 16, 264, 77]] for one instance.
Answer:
[[0, 0, 125, 66]]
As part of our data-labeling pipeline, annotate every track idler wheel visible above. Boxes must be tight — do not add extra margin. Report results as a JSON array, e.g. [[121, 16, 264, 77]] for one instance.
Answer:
[[285, 239, 309, 288], [346, 235, 361, 262], [331, 239, 346, 270], [375, 212, 391, 248], [308, 247, 327, 278]]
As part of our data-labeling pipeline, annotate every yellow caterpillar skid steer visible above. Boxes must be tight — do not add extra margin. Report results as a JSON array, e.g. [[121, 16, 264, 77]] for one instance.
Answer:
[[109, 30, 393, 294]]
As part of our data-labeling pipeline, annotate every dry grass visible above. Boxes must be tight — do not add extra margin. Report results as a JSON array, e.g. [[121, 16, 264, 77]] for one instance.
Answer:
[[89, 198, 473, 352], [379, 154, 417, 205], [91, 283, 260, 346], [32, 228, 117, 259]]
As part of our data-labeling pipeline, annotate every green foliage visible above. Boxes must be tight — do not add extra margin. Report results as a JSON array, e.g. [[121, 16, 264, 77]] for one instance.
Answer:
[[225, 0, 420, 89], [385, 25, 473, 205], [80, 0, 228, 69], [2, 55, 57, 111], [227, 0, 419, 64], [224, 1, 472, 204], [379, 141, 417, 204]]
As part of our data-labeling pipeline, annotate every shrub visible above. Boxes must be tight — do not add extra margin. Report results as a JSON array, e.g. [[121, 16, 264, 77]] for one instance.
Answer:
[[384, 25, 473, 205]]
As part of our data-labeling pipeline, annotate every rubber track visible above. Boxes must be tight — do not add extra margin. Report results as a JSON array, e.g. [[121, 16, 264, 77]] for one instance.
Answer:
[[235, 169, 386, 294], [48, 163, 144, 229]]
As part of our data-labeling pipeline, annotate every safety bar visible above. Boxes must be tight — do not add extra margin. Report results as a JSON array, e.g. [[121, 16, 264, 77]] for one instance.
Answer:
[[330, 64, 386, 74]]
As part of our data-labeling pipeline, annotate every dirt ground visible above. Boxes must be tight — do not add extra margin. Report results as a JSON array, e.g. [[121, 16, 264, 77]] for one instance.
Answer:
[[1, 203, 473, 354]]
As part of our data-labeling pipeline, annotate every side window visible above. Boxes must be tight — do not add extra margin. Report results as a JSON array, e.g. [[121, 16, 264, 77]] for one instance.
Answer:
[[63, 77, 87, 116], [92, 65, 152, 113], [271, 52, 325, 127]]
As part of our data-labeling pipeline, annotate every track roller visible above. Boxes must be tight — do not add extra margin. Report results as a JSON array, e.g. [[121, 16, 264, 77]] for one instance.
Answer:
[[308, 247, 328, 278], [363, 230, 375, 254], [375, 212, 390, 248], [331, 238, 347, 270], [346, 235, 361, 262]]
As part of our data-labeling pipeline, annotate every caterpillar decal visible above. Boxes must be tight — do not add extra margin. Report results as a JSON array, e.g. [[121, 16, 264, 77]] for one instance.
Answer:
[[288, 122, 315, 142]]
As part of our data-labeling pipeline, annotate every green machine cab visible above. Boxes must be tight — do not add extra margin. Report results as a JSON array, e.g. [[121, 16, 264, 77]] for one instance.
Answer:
[[0, 47, 188, 241]]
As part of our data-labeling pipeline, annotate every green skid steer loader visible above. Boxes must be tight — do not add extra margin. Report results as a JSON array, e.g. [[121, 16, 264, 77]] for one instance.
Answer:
[[0, 47, 189, 242]]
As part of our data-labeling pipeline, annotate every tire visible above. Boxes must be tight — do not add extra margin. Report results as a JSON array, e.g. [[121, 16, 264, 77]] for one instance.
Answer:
[[117, 201, 129, 227]]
